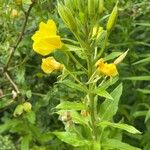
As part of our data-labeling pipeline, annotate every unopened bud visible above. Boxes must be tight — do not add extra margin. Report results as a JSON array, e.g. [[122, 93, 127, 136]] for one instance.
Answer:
[[23, 102, 32, 112], [58, 3, 77, 31], [114, 49, 129, 65], [106, 3, 118, 31], [13, 104, 24, 117]]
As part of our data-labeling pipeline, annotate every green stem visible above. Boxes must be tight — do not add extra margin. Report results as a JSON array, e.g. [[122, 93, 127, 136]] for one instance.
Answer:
[[87, 52, 97, 140], [94, 31, 110, 63], [68, 51, 88, 73]]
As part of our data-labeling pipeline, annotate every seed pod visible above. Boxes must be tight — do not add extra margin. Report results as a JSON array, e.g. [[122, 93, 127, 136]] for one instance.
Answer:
[[58, 3, 77, 32], [106, 3, 118, 31], [23, 102, 32, 112], [99, 0, 104, 14], [13, 104, 24, 117]]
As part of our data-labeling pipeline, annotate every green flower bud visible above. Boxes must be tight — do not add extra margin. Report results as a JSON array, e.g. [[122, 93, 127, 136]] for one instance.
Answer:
[[13, 104, 23, 117], [23, 102, 32, 112], [106, 3, 118, 31], [58, 3, 77, 32]]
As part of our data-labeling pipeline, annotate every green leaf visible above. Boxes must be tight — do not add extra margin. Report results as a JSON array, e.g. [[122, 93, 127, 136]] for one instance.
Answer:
[[59, 79, 88, 92], [53, 132, 90, 147], [38, 132, 54, 144], [92, 141, 101, 150], [100, 76, 119, 89], [97, 121, 141, 134], [93, 88, 114, 100], [56, 101, 86, 110], [132, 57, 150, 65], [99, 83, 123, 121], [122, 76, 150, 81], [145, 109, 150, 123], [137, 88, 150, 94], [104, 52, 122, 61], [21, 135, 31, 150], [102, 139, 141, 150], [23, 0, 32, 5], [26, 90, 32, 99], [70, 111, 88, 125], [25, 111, 36, 124]]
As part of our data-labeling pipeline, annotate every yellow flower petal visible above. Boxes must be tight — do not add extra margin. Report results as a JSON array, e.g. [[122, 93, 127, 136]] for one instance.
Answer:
[[33, 36, 62, 56], [32, 19, 62, 56], [96, 58, 118, 77], [41, 57, 62, 74], [39, 20, 57, 36]]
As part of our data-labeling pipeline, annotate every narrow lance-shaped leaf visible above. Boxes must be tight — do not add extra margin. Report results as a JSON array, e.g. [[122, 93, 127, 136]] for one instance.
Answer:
[[59, 79, 88, 93], [53, 132, 90, 147], [99, 83, 123, 121], [56, 101, 86, 110], [93, 88, 114, 100], [102, 139, 141, 150], [97, 121, 141, 134]]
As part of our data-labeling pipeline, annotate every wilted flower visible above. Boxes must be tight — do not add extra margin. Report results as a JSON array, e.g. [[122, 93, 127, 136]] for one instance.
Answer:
[[96, 58, 118, 77], [41, 57, 63, 74], [32, 19, 62, 56]]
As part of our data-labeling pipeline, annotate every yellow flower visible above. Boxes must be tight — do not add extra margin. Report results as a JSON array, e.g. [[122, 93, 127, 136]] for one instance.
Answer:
[[11, 9, 18, 18], [96, 58, 118, 77], [41, 57, 63, 74], [32, 20, 62, 56]]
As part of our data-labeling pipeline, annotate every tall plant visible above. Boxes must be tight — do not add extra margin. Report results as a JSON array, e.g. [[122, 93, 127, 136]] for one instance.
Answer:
[[32, 0, 141, 149]]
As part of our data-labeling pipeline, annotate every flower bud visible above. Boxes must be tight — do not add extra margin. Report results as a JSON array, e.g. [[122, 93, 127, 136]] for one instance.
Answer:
[[106, 3, 118, 31], [114, 49, 129, 65], [23, 102, 32, 112], [58, 3, 77, 31], [13, 104, 24, 117]]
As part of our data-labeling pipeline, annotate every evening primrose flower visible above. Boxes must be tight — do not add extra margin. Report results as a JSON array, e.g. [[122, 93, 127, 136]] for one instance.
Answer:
[[41, 57, 63, 74], [96, 58, 118, 77], [32, 20, 62, 56]]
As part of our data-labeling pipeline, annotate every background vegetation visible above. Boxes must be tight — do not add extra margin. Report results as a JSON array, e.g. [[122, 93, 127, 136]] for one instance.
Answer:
[[0, 0, 149, 149]]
